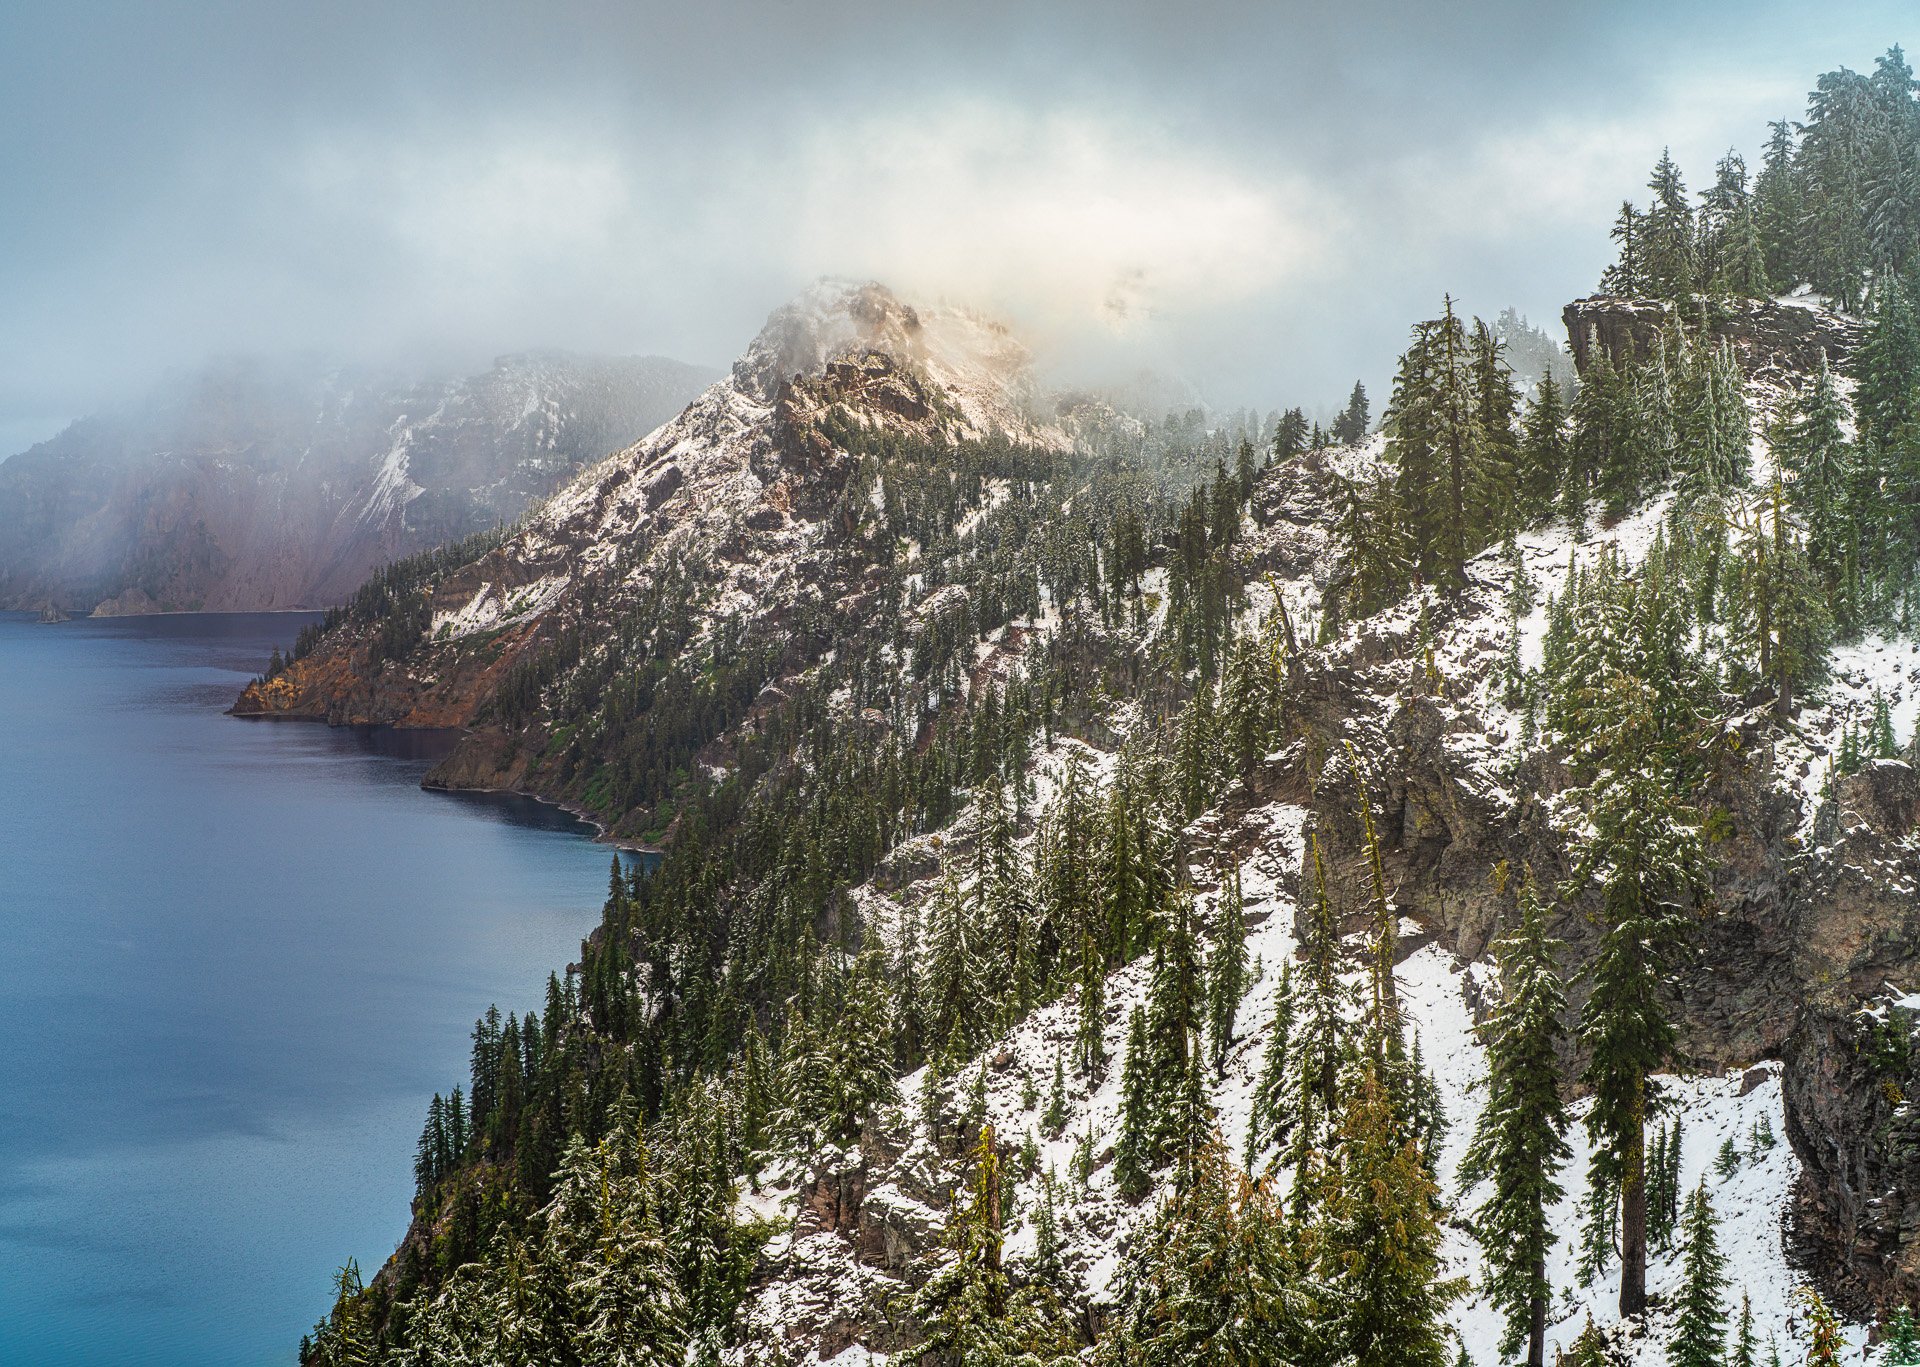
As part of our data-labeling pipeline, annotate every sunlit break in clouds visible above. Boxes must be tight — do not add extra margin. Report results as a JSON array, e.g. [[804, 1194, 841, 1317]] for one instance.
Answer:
[[0, 0, 1915, 451]]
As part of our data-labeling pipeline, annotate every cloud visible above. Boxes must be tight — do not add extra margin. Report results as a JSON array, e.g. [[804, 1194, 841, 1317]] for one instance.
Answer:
[[759, 102, 1327, 334], [1, 0, 1913, 448]]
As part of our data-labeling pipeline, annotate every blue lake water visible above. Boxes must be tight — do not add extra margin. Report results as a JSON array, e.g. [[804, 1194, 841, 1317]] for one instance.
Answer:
[[0, 612, 628, 1366]]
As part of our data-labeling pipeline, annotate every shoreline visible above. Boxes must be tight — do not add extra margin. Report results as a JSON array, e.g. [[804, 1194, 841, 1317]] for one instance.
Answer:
[[433, 777, 663, 859]]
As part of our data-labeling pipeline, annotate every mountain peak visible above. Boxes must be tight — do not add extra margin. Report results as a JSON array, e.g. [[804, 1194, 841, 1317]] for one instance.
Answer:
[[732, 279, 1036, 431]]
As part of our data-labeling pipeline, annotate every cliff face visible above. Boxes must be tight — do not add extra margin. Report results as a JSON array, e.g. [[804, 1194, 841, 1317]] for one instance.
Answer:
[[0, 351, 716, 614], [1563, 293, 1867, 382]]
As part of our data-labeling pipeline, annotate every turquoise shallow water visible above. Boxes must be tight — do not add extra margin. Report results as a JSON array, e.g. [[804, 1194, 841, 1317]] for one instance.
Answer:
[[0, 612, 626, 1366]]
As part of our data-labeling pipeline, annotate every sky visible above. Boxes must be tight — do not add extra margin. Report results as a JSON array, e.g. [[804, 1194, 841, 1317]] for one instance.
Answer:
[[0, 0, 1914, 454]]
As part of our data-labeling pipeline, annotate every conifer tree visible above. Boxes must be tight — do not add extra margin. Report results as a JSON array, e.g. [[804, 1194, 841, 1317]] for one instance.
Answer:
[[1100, 1131, 1307, 1367], [1144, 891, 1211, 1171], [1246, 961, 1296, 1166], [828, 949, 899, 1140], [1207, 867, 1249, 1072], [1287, 835, 1358, 1211], [1886, 1305, 1920, 1365], [1333, 381, 1372, 446], [1731, 1291, 1759, 1367], [1776, 353, 1856, 573], [1471, 319, 1524, 537], [912, 1124, 1078, 1366], [1461, 886, 1571, 1367], [1316, 1060, 1461, 1367], [1520, 373, 1570, 518], [1801, 1288, 1843, 1367], [1572, 671, 1707, 1319], [1113, 1007, 1155, 1200], [1669, 1182, 1730, 1367], [1644, 149, 1698, 296], [926, 863, 986, 1062]]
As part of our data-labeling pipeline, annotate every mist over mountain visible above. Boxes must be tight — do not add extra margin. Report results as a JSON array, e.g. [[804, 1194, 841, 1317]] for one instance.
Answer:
[[0, 351, 716, 614]]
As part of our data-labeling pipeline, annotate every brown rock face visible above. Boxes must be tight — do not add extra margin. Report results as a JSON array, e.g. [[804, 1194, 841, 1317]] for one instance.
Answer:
[[1563, 295, 1867, 383]]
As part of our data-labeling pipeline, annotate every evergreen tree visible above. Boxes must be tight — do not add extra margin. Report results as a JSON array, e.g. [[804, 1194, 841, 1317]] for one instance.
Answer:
[[1333, 381, 1372, 445], [1731, 1291, 1758, 1367], [1206, 867, 1249, 1072], [1801, 1288, 1843, 1367], [1885, 1305, 1920, 1365], [1287, 835, 1358, 1212], [912, 1124, 1078, 1367], [1460, 886, 1571, 1367], [1519, 373, 1570, 518], [1669, 1182, 1730, 1367], [1315, 1060, 1462, 1367], [1246, 962, 1297, 1166], [1644, 149, 1698, 296], [1113, 1008, 1156, 1200], [1573, 672, 1707, 1319], [1471, 317, 1524, 536], [1776, 353, 1856, 575], [1100, 1131, 1308, 1367]]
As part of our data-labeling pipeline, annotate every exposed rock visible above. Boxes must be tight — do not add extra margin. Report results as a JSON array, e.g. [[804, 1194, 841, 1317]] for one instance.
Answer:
[[1564, 294, 1867, 384]]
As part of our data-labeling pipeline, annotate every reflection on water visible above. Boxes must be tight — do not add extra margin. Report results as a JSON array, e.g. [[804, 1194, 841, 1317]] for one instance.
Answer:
[[0, 612, 633, 1367]]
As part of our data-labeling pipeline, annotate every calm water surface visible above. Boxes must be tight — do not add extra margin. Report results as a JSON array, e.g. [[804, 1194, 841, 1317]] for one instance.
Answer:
[[0, 612, 627, 1366]]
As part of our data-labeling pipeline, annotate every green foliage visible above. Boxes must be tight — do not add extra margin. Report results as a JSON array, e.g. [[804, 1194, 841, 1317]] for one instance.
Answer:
[[1099, 1132, 1308, 1367], [1669, 1183, 1730, 1367], [1460, 886, 1570, 1367]]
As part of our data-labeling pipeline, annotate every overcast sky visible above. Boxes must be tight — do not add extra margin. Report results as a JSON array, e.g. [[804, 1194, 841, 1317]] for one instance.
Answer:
[[1, 1, 1913, 453]]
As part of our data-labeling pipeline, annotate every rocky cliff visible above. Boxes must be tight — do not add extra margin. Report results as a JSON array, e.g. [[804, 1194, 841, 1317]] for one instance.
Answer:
[[0, 350, 716, 614]]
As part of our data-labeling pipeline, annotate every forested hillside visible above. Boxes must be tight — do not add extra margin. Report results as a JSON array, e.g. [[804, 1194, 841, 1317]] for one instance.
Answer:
[[286, 47, 1920, 1367]]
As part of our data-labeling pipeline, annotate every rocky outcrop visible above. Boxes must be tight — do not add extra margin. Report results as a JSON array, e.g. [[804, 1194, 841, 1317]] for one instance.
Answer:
[[1564, 294, 1867, 384], [238, 282, 1075, 838]]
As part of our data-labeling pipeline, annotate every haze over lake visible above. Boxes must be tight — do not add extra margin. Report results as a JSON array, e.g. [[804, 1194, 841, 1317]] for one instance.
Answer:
[[0, 612, 628, 1366]]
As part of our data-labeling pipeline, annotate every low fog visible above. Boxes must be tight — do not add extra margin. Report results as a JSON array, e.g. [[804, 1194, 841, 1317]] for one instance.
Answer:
[[1, 0, 1911, 453]]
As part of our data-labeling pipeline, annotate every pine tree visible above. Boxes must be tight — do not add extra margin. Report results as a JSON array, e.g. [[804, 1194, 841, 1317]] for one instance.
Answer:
[[1776, 353, 1856, 574], [549, 1128, 689, 1367], [1715, 1136, 1740, 1178], [912, 1124, 1078, 1366], [1566, 338, 1621, 517], [828, 949, 899, 1140], [1562, 1314, 1611, 1367], [1287, 835, 1358, 1212], [1730, 482, 1831, 721], [1460, 886, 1571, 1367], [1519, 373, 1570, 518], [1333, 380, 1372, 446], [1753, 118, 1801, 291], [1144, 889, 1212, 1175], [1603, 201, 1647, 294], [1100, 1131, 1308, 1367], [1573, 672, 1707, 1319], [1315, 1059, 1462, 1367], [926, 863, 986, 1062], [1113, 1007, 1156, 1200], [1645, 149, 1699, 296], [1246, 961, 1297, 1166], [1669, 1182, 1730, 1367], [1885, 1305, 1920, 1365], [1207, 866, 1249, 1072], [1731, 1291, 1758, 1367], [1042, 1051, 1067, 1136]]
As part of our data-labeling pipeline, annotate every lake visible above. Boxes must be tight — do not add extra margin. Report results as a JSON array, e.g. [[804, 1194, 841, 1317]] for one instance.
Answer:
[[0, 612, 629, 1366]]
